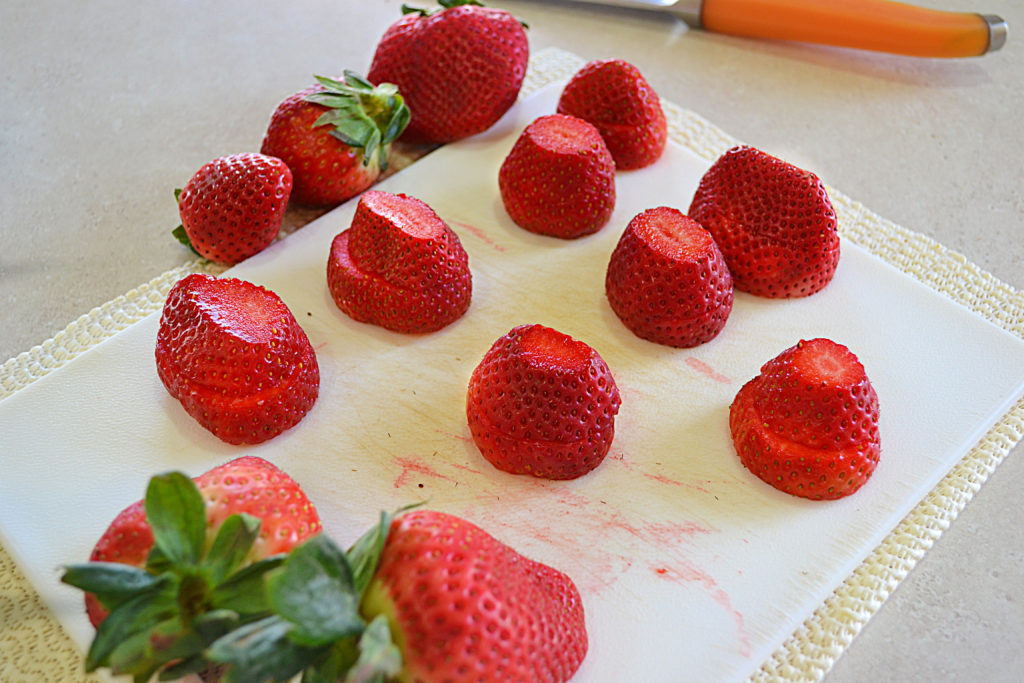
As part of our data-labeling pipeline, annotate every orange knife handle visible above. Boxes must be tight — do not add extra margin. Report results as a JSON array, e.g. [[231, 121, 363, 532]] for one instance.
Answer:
[[700, 0, 1006, 57]]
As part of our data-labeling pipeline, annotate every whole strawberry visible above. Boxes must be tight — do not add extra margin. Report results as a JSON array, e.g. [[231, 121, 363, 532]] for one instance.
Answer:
[[155, 273, 319, 444], [362, 510, 588, 682], [206, 509, 588, 683], [730, 338, 882, 500], [557, 58, 667, 170], [367, 0, 529, 144], [327, 190, 472, 333], [174, 153, 292, 265], [499, 113, 616, 239], [261, 72, 409, 207], [688, 145, 840, 298], [606, 206, 733, 347], [62, 457, 322, 680], [467, 323, 621, 479]]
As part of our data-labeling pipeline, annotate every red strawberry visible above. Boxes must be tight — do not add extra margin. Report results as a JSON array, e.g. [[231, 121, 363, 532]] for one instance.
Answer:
[[327, 190, 472, 333], [174, 153, 292, 265], [155, 273, 319, 445], [204, 509, 587, 683], [606, 206, 734, 347], [498, 113, 616, 239], [557, 58, 668, 170], [260, 72, 410, 207], [730, 338, 881, 500], [367, 0, 529, 144], [361, 510, 588, 682], [466, 323, 621, 479], [688, 145, 840, 298], [62, 457, 322, 679]]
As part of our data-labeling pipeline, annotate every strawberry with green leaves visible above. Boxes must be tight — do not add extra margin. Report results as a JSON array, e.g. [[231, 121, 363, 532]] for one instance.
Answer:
[[557, 58, 668, 170], [606, 206, 734, 347], [688, 145, 840, 298], [174, 153, 293, 265], [730, 338, 882, 500], [155, 273, 319, 445], [327, 190, 472, 334], [467, 323, 622, 479], [499, 113, 616, 239], [62, 457, 322, 681], [261, 72, 410, 208], [367, 0, 529, 145], [206, 509, 588, 683]]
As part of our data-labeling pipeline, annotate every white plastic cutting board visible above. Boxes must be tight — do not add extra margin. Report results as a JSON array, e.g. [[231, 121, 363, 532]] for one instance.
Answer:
[[2, 84, 1024, 682]]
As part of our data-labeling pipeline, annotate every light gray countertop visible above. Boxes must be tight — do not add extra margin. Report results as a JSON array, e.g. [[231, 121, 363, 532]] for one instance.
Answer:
[[2, 0, 1021, 680]]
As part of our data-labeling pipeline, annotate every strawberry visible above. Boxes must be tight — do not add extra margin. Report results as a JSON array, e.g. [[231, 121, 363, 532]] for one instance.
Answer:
[[206, 509, 587, 683], [260, 72, 410, 208], [173, 153, 293, 265], [367, 0, 529, 145], [688, 145, 840, 298], [327, 190, 472, 333], [155, 273, 319, 445], [606, 206, 734, 347], [557, 58, 668, 170], [729, 338, 882, 500], [466, 323, 621, 479], [498, 113, 616, 239], [62, 457, 322, 680]]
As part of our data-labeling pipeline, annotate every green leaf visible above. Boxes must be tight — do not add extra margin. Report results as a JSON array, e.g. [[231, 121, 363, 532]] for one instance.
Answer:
[[86, 586, 176, 671], [267, 535, 364, 648], [60, 562, 165, 609], [211, 555, 285, 617], [204, 513, 261, 584], [145, 472, 207, 567], [210, 616, 320, 683], [346, 511, 392, 597], [343, 615, 403, 683], [172, 224, 201, 257]]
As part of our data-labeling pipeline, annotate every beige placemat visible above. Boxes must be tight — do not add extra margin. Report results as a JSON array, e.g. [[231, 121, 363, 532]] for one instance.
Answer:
[[2, 47, 1022, 682]]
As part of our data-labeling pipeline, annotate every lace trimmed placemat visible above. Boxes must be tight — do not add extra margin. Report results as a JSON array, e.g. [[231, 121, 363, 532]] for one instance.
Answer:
[[2, 47, 1022, 682]]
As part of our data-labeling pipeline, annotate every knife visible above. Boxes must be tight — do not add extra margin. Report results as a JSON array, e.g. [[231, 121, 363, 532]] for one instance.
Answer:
[[557, 0, 1008, 57]]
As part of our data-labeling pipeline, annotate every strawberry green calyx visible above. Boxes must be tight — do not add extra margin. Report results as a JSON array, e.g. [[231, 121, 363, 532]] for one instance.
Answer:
[[400, 0, 529, 28], [61, 472, 285, 681], [305, 71, 410, 172], [401, 0, 482, 17], [206, 510, 402, 683]]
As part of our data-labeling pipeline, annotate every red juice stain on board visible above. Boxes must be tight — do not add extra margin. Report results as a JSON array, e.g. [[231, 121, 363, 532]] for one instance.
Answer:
[[685, 357, 731, 384], [450, 220, 506, 252], [391, 455, 457, 489]]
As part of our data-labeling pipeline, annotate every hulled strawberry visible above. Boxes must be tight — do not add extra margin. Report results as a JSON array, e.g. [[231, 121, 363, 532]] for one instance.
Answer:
[[499, 113, 616, 239], [467, 323, 621, 479], [260, 72, 410, 208], [174, 153, 293, 265], [557, 58, 667, 170], [730, 338, 881, 500], [327, 190, 472, 333], [367, 0, 529, 144], [62, 457, 322, 680], [606, 206, 734, 347], [206, 509, 588, 683], [155, 273, 319, 445], [688, 145, 840, 298]]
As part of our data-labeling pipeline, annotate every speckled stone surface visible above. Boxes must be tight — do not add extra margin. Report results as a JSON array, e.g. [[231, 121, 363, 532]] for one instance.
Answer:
[[2, 1, 1021, 680]]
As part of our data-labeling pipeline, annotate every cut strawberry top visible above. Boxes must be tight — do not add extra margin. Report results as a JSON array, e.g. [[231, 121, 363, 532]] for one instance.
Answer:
[[195, 284, 289, 343], [782, 338, 866, 387], [518, 324, 591, 373], [526, 113, 606, 155], [360, 189, 445, 240], [633, 207, 715, 261]]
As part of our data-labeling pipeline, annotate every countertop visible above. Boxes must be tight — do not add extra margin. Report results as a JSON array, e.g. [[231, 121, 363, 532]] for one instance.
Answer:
[[1, 0, 1021, 681]]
